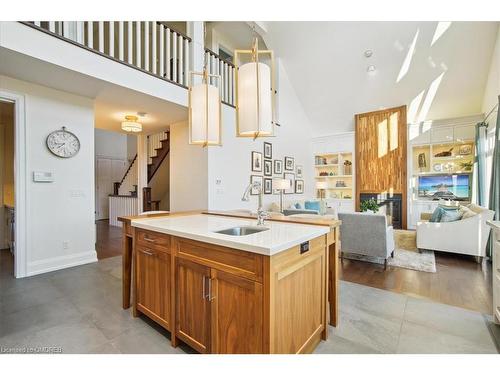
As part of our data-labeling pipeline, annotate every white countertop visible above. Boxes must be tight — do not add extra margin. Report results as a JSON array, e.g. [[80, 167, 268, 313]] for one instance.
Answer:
[[131, 214, 330, 256], [487, 220, 500, 230]]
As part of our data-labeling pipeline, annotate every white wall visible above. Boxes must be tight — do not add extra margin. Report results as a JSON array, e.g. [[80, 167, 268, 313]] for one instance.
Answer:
[[207, 61, 314, 211], [127, 134, 137, 161], [169, 121, 208, 211], [94, 128, 128, 160], [1, 75, 97, 276]]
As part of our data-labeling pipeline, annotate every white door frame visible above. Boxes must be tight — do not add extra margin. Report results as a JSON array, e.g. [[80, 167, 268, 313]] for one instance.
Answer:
[[1, 90, 28, 278]]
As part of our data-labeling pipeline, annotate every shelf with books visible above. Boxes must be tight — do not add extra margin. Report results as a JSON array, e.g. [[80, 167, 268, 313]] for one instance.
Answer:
[[314, 151, 354, 203]]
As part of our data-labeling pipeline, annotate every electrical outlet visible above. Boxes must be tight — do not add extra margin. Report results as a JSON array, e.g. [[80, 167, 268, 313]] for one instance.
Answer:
[[63, 241, 69, 250]]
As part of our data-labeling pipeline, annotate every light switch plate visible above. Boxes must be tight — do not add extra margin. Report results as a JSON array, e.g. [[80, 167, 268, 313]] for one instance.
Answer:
[[33, 171, 54, 182]]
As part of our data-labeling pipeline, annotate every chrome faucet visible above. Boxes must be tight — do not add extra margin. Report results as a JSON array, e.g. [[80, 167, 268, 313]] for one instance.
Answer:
[[241, 181, 270, 226]]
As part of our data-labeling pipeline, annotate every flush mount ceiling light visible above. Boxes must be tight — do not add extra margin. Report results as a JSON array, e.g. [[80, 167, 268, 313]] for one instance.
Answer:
[[121, 115, 142, 132], [188, 55, 222, 146], [234, 37, 276, 139], [364, 50, 373, 58]]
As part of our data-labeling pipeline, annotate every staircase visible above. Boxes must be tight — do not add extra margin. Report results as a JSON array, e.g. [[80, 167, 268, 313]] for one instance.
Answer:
[[147, 131, 170, 182], [115, 131, 170, 211], [118, 155, 138, 196]]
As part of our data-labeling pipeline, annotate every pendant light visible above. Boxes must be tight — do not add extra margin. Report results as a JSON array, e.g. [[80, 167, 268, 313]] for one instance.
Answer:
[[188, 52, 222, 146], [121, 115, 142, 132], [234, 36, 276, 138]]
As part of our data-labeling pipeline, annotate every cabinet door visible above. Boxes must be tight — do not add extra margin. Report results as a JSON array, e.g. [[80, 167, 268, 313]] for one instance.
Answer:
[[176, 258, 211, 353], [136, 246, 171, 329], [210, 269, 263, 354], [454, 125, 475, 142], [431, 126, 454, 143]]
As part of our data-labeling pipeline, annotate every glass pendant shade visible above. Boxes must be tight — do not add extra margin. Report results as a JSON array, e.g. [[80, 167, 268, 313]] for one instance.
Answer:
[[121, 115, 142, 132], [237, 62, 273, 137], [189, 82, 221, 145]]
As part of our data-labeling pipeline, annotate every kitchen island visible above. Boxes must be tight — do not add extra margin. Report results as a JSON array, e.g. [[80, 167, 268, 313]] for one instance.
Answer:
[[118, 211, 340, 354]]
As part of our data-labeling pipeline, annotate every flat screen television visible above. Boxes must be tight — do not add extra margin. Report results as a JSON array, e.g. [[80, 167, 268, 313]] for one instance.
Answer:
[[417, 174, 471, 201]]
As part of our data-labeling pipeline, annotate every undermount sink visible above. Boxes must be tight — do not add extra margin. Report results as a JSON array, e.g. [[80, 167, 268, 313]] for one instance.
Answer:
[[214, 226, 269, 236]]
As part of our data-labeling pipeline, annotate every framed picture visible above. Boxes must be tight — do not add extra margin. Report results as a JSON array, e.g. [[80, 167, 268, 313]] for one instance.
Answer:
[[274, 159, 283, 174], [264, 178, 272, 194], [296, 165, 303, 178], [264, 142, 273, 159], [284, 172, 295, 194], [284, 156, 295, 171], [264, 159, 272, 176], [251, 151, 262, 172], [250, 175, 263, 195], [295, 179, 304, 194], [459, 144, 472, 155], [272, 177, 282, 195]]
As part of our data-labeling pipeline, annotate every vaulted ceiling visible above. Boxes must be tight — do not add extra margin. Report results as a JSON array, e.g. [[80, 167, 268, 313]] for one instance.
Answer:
[[261, 21, 499, 137]]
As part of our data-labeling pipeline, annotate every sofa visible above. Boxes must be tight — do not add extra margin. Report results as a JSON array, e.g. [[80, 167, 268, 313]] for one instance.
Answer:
[[338, 212, 395, 269], [281, 199, 335, 217], [416, 203, 495, 262]]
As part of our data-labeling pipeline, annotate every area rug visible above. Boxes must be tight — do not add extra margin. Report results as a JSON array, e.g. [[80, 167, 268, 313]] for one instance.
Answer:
[[342, 230, 436, 273]]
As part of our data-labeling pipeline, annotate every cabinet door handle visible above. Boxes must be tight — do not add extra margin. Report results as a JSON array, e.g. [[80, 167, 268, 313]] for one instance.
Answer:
[[202, 276, 206, 299], [140, 249, 154, 256], [143, 236, 156, 243], [208, 278, 216, 301]]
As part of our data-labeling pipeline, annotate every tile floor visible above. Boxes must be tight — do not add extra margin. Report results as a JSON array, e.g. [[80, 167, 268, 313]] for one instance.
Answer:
[[1, 252, 498, 354]]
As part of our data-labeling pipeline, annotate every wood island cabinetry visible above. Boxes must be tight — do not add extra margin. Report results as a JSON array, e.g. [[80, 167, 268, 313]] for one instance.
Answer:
[[132, 226, 334, 354]]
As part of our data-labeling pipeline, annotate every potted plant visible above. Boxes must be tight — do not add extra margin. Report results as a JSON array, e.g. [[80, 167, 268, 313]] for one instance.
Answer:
[[360, 198, 379, 214]]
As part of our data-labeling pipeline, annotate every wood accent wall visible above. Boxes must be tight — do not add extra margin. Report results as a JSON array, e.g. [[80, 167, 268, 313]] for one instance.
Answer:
[[355, 105, 407, 228]]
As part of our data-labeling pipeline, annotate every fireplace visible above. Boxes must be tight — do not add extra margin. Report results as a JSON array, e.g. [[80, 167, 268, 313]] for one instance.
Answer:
[[360, 193, 403, 229]]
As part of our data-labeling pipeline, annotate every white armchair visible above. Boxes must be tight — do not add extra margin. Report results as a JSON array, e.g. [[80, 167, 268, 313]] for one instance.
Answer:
[[416, 204, 495, 261]]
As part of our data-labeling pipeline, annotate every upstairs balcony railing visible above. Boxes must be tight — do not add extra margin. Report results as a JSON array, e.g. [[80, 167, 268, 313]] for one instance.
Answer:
[[204, 48, 235, 107], [22, 22, 237, 107], [24, 21, 191, 88]]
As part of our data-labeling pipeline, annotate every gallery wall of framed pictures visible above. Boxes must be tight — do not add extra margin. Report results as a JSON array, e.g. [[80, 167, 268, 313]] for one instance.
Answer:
[[250, 142, 305, 195]]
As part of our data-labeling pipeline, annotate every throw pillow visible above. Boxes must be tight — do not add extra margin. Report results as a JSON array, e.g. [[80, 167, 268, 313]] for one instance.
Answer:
[[467, 203, 484, 214], [429, 207, 444, 222], [304, 200, 321, 212], [269, 202, 280, 213], [459, 205, 477, 219], [440, 209, 463, 222]]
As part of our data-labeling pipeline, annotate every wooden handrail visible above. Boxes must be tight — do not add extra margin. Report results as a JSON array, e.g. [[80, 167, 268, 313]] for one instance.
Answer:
[[120, 154, 137, 185], [156, 22, 192, 42], [205, 47, 235, 67], [148, 132, 170, 182]]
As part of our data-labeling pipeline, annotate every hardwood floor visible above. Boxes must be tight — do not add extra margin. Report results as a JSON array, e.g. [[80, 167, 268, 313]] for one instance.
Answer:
[[95, 220, 493, 314], [340, 252, 493, 314], [96, 219, 123, 260]]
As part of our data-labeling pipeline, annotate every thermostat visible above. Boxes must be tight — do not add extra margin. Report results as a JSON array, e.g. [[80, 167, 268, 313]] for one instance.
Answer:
[[33, 171, 54, 182]]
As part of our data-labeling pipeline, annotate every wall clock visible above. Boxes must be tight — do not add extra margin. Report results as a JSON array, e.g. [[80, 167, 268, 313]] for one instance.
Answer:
[[46, 126, 80, 158]]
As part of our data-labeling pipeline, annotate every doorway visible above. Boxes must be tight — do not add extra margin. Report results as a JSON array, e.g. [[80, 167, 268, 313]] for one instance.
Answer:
[[94, 128, 138, 260], [0, 100, 15, 279]]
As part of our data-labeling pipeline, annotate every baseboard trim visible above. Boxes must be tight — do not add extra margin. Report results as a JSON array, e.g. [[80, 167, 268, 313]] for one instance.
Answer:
[[26, 250, 98, 277]]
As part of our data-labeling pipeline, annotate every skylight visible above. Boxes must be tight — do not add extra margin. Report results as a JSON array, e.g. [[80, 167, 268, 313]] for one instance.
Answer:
[[396, 29, 419, 83], [407, 90, 425, 125], [417, 72, 445, 124], [431, 22, 452, 46]]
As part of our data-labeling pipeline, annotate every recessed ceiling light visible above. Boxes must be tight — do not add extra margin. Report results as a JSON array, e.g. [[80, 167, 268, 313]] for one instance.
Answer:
[[367, 65, 376, 73], [364, 50, 373, 58]]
